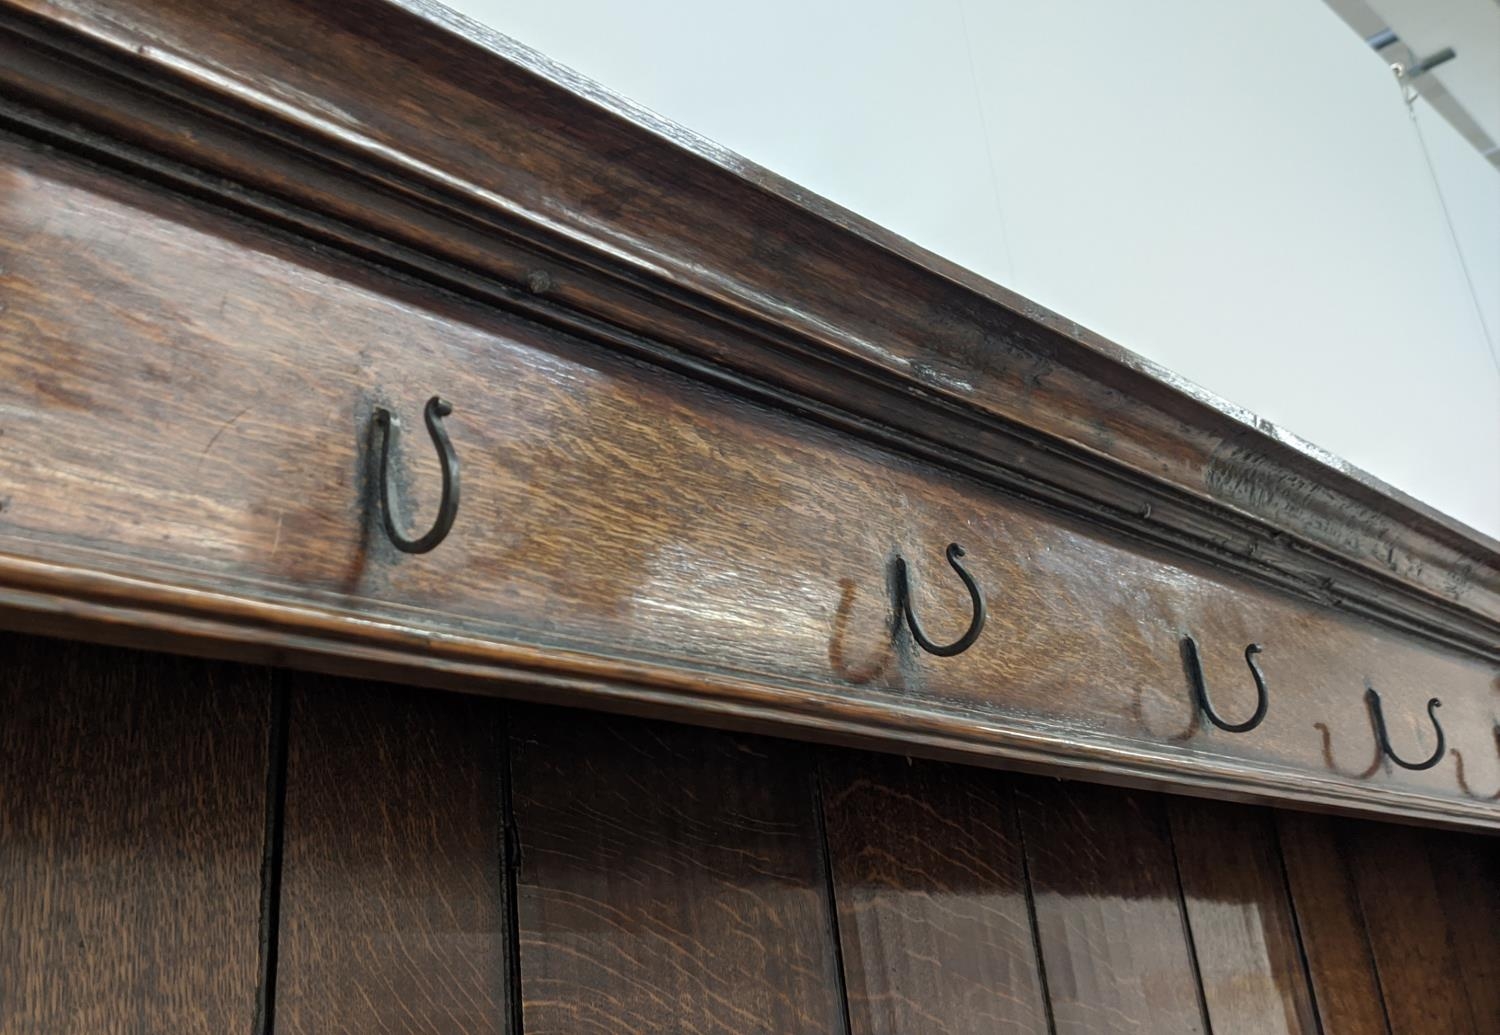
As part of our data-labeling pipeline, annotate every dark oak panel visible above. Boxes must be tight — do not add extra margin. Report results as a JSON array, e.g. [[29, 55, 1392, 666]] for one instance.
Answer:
[[0, 631, 270, 1034], [1, 624, 1495, 1031], [1017, 779, 1207, 1034], [1168, 800, 1317, 1035], [1343, 821, 1491, 1035], [1430, 831, 1500, 1032], [821, 751, 1048, 1035], [510, 708, 845, 1035], [1275, 812, 1390, 1035], [0, 136, 1494, 829], [274, 675, 510, 1034]]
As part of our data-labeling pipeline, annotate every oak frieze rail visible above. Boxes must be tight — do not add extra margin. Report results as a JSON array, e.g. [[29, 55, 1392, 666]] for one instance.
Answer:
[[371, 406, 1456, 785], [0, 0, 1494, 831]]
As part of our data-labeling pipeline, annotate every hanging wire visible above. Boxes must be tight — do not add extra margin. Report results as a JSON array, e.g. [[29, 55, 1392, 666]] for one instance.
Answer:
[[1395, 67, 1500, 380]]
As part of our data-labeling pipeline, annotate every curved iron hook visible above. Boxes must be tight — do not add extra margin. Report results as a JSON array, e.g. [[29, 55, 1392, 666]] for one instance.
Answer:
[[1365, 688, 1446, 771], [894, 543, 986, 657], [1184, 637, 1269, 733], [373, 396, 460, 554]]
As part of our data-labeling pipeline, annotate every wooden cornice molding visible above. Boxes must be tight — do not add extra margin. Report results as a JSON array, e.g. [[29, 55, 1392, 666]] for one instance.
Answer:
[[1, 0, 1496, 661], [3, 551, 1496, 832]]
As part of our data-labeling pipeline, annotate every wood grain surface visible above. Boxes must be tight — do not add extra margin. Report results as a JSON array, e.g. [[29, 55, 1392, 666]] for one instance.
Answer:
[[820, 750, 1049, 1035], [1274, 811, 1392, 1035], [1016, 779, 1207, 1034], [1342, 820, 1493, 1035], [1429, 830, 1500, 1032], [1, 9, 1496, 1019], [1168, 800, 1318, 1035], [509, 706, 846, 1035], [0, 631, 271, 1034], [274, 674, 511, 1034], [0, 628, 1494, 1031], [0, 135, 1494, 828]]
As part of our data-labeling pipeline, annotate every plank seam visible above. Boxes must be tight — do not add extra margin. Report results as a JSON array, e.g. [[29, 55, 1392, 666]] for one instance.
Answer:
[[812, 754, 856, 1035], [1164, 802, 1217, 1035], [251, 675, 290, 1035]]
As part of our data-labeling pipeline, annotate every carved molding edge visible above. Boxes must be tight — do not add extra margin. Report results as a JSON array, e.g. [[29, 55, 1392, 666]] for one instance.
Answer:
[[0, 0, 1496, 668]]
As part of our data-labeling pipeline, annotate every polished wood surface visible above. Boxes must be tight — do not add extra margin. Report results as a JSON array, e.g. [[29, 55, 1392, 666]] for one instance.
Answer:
[[1432, 831, 1500, 1031], [1168, 800, 1317, 1035], [0, 632, 271, 1034], [0, 135, 1494, 829], [2, 630, 1496, 1032], [1018, 780, 1207, 1034], [1275, 811, 1391, 1035], [274, 674, 511, 1034], [509, 707, 846, 1035], [3, 0, 1495, 659], [1343, 821, 1490, 1034], [821, 751, 1048, 1035]]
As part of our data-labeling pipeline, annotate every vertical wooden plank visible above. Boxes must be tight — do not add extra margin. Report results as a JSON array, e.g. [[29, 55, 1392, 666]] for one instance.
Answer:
[[1017, 779, 1207, 1035], [820, 751, 1049, 1035], [1274, 811, 1389, 1035], [1167, 799, 1318, 1035], [1429, 831, 1500, 1032], [0, 631, 271, 1034], [510, 707, 846, 1035], [1342, 820, 1483, 1035], [274, 675, 510, 1034]]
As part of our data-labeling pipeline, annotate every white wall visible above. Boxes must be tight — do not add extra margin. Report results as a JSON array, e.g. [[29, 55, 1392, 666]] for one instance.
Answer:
[[450, 0, 1500, 537]]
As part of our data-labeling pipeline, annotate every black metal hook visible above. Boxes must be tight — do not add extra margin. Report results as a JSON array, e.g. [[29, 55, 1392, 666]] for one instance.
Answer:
[[373, 395, 460, 554], [1366, 688, 1446, 771], [1184, 637, 1269, 733], [894, 542, 986, 657]]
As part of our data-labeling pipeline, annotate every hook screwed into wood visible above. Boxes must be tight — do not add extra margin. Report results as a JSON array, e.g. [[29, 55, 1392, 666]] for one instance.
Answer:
[[1184, 637, 1269, 733], [373, 395, 460, 554], [1366, 688, 1446, 771], [894, 542, 986, 657]]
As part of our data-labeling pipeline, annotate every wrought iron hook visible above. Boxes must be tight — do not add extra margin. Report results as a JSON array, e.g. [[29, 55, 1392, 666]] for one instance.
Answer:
[[373, 395, 460, 554], [894, 543, 986, 657], [1365, 688, 1446, 771], [1184, 637, 1269, 733]]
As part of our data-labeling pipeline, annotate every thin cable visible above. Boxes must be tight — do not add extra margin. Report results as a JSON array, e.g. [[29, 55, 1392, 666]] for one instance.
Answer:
[[1401, 76, 1500, 379], [955, 0, 1019, 285]]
